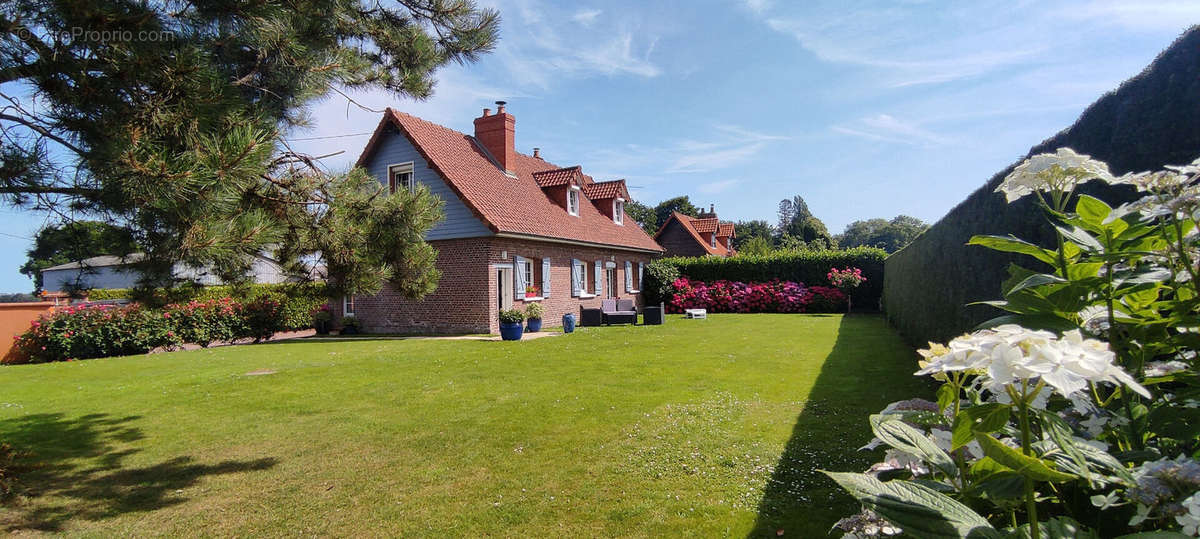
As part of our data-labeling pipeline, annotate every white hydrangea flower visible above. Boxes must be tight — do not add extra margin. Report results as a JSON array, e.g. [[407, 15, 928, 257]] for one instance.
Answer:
[[915, 325, 1150, 400], [1178, 493, 1200, 537], [996, 148, 1117, 203], [1145, 360, 1189, 378]]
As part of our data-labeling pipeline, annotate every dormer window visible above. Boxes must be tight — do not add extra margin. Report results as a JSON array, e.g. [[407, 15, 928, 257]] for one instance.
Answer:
[[388, 162, 415, 193], [613, 199, 625, 225], [710, 234, 717, 248], [567, 186, 580, 216]]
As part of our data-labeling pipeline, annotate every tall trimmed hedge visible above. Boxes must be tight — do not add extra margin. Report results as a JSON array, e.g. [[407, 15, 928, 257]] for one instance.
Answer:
[[648, 247, 887, 310], [86, 282, 328, 331], [884, 27, 1200, 345]]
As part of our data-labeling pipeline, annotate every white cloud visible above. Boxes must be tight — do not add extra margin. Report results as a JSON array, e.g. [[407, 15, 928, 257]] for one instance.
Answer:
[[832, 114, 951, 147], [741, 0, 772, 14], [572, 8, 602, 26], [697, 179, 742, 194], [1052, 1, 1200, 32]]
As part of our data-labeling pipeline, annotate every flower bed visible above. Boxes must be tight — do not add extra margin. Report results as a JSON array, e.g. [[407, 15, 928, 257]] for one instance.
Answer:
[[665, 277, 845, 314], [11, 296, 286, 364]]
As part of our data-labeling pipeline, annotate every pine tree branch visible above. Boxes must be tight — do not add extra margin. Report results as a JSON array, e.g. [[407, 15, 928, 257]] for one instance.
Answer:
[[0, 113, 86, 157]]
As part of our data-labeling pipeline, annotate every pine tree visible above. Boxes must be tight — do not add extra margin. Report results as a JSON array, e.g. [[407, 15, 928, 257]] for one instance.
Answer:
[[0, 0, 499, 297]]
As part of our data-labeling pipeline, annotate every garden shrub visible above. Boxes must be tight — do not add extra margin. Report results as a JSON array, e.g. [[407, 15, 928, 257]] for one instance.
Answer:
[[13, 303, 175, 363], [657, 247, 885, 311], [87, 282, 327, 331], [665, 277, 845, 314], [11, 295, 291, 363], [883, 28, 1200, 346], [641, 259, 680, 306]]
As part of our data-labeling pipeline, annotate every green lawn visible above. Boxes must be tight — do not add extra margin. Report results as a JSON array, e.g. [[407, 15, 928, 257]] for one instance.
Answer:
[[0, 314, 929, 537]]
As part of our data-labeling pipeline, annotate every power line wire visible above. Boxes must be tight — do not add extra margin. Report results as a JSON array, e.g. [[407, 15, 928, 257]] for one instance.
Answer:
[[283, 132, 373, 141]]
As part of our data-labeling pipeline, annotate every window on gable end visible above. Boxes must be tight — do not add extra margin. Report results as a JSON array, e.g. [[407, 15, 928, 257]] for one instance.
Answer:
[[388, 162, 415, 194]]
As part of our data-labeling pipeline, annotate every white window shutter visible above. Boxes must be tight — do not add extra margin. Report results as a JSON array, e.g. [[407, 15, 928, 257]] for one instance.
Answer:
[[625, 261, 633, 292], [514, 256, 526, 300], [542, 258, 551, 297], [571, 259, 581, 297], [594, 260, 602, 296], [638, 263, 644, 290]]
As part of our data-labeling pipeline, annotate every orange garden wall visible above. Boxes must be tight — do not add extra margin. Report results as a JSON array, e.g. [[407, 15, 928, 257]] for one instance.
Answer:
[[0, 302, 55, 363]]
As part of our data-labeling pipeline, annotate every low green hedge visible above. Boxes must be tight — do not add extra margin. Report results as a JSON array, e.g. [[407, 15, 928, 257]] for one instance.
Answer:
[[87, 282, 328, 331], [645, 247, 887, 310]]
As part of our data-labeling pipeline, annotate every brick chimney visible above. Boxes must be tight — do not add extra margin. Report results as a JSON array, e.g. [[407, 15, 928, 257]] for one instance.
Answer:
[[474, 100, 516, 174], [698, 204, 717, 219]]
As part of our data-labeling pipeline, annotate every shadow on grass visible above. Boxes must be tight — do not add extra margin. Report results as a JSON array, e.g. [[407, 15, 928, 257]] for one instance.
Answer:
[[0, 413, 277, 532], [747, 314, 932, 537]]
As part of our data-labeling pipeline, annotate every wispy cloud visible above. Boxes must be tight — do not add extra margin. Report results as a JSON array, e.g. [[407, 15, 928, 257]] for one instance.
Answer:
[[832, 114, 951, 147], [572, 8, 602, 26], [487, 0, 661, 89], [763, 15, 1042, 87], [697, 179, 742, 194]]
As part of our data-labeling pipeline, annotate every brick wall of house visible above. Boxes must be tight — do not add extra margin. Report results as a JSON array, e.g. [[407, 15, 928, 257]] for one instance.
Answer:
[[332, 237, 492, 334], [333, 236, 657, 335], [485, 237, 655, 333], [657, 220, 709, 258]]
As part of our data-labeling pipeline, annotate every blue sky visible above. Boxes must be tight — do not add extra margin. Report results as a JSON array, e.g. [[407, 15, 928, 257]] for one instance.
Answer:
[[0, 1, 1198, 292]]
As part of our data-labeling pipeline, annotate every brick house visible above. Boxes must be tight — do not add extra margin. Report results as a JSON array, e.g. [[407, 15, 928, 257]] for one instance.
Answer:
[[332, 102, 664, 334], [654, 207, 737, 257]]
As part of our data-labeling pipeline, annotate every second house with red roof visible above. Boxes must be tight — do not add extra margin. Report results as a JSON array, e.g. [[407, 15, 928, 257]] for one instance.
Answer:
[[335, 102, 664, 334]]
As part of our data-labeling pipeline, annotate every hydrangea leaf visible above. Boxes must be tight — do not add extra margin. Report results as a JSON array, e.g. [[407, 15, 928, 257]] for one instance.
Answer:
[[951, 404, 1011, 451], [870, 414, 958, 478], [1074, 194, 1112, 226], [968, 235, 1058, 265], [823, 472, 1000, 539], [974, 433, 1076, 483]]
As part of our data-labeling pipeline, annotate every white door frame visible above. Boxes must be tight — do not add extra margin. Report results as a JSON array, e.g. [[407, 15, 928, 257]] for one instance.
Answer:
[[497, 267, 514, 310]]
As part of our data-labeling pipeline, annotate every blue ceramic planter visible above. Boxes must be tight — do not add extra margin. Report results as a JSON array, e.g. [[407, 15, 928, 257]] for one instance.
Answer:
[[526, 317, 543, 332], [561, 313, 576, 333], [499, 321, 524, 341]]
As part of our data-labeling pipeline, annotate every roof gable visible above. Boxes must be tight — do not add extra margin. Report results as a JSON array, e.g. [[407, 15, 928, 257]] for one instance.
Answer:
[[354, 109, 662, 253], [654, 212, 735, 257]]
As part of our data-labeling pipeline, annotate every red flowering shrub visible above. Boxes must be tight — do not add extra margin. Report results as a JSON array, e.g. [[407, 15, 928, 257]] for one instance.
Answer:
[[12, 303, 175, 363], [164, 297, 240, 347], [11, 295, 289, 363], [240, 296, 284, 342], [666, 277, 846, 314]]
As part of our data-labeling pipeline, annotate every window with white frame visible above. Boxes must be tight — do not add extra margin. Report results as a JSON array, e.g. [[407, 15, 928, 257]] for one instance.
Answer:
[[524, 259, 535, 293], [710, 234, 717, 248], [342, 295, 355, 316], [388, 162, 415, 194], [567, 187, 580, 216], [613, 199, 624, 225]]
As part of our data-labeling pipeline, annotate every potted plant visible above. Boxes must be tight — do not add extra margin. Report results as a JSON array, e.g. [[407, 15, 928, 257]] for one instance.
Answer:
[[498, 308, 525, 341], [524, 285, 539, 298], [313, 304, 333, 335], [525, 302, 544, 332], [339, 315, 361, 335], [826, 267, 866, 313]]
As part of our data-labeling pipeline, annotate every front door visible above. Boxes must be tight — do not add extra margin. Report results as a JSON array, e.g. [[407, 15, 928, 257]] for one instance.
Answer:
[[497, 267, 513, 310], [606, 267, 617, 297]]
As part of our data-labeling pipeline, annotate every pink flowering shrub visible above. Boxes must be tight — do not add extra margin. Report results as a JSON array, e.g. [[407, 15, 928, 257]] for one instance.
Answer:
[[827, 267, 866, 290], [666, 277, 846, 314], [11, 295, 288, 363], [12, 303, 175, 363]]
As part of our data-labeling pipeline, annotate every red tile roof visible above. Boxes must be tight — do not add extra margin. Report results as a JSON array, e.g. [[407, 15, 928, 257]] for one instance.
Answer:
[[582, 180, 629, 200], [356, 109, 663, 253], [654, 212, 736, 257], [691, 218, 719, 234], [532, 166, 581, 187]]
